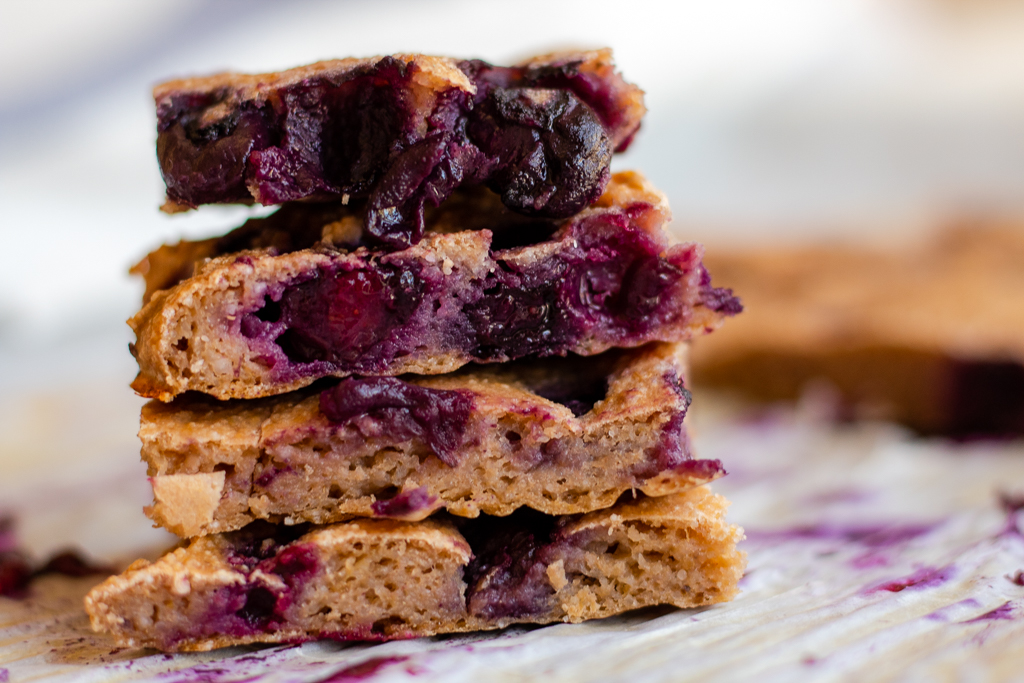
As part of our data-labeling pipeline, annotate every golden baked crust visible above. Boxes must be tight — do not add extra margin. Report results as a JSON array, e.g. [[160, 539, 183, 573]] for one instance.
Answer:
[[140, 343, 723, 537], [84, 487, 744, 652], [691, 225, 1024, 432]]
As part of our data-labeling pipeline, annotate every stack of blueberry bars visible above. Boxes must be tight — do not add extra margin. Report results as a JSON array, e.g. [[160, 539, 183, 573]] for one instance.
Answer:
[[85, 50, 746, 651]]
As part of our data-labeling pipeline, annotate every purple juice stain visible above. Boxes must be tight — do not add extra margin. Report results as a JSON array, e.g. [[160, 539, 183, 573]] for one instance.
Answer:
[[999, 492, 1024, 515], [0, 668, 7, 683], [746, 522, 937, 547], [963, 601, 1016, 624], [154, 663, 263, 683], [849, 553, 891, 570], [254, 464, 292, 488], [996, 491, 1024, 537], [320, 377, 473, 465], [864, 565, 955, 594], [156, 56, 639, 248], [924, 597, 981, 622], [314, 656, 410, 682], [744, 521, 939, 573], [371, 486, 437, 519]]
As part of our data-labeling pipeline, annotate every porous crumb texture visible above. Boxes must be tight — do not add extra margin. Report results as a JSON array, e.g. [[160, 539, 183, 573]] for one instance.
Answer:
[[84, 487, 745, 652], [154, 50, 645, 247], [141, 343, 725, 537], [129, 173, 740, 402]]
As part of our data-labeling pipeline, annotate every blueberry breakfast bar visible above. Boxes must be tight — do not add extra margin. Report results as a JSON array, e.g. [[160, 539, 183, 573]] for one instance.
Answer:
[[130, 172, 740, 401], [142, 343, 723, 537], [155, 49, 644, 247], [85, 487, 745, 652], [84, 48, 746, 653]]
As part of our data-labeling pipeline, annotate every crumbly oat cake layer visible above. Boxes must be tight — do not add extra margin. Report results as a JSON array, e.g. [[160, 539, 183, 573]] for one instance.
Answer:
[[142, 343, 723, 538], [155, 49, 644, 246], [691, 225, 1024, 435], [85, 487, 745, 652], [130, 173, 740, 402]]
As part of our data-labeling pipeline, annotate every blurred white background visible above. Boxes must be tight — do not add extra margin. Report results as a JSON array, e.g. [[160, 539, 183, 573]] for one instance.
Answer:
[[1, 0, 1024, 362]]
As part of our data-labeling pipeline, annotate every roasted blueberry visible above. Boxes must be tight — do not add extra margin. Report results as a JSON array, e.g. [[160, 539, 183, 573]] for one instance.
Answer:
[[155, 53, 643, 248]]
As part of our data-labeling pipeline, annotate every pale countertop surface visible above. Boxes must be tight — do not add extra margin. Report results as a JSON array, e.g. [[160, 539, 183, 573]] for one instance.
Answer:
[[2, 331, 1023, 682]]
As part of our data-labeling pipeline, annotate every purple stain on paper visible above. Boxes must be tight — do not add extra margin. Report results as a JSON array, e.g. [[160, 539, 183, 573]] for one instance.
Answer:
[[314, 656, 410, 682], [155, 665, 262, 683], [999, 492, 1024, 514], [997, 491, 1024, 537], [849, 553, 892, 569], [745, 520, 938, 571], [925, 598, 981, 622], [803, 489, 872, 506], [746, 522, 936, 547], [0, 667, 9, 682], [864, 565, 955, 594], [963, 601, 1016, 624]]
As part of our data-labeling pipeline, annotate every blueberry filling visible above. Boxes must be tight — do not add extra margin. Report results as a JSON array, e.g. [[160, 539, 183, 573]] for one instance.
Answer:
[[191, 184, 561, 270], [465, 213, 692, 360], [157, 56, 636, 247], [234, 210, 737, 383], [173, 522, 319, 645], [243, 261, 433, 373], [370, 486, 438, 518], [173, 488, 699, 645], [459, 506, 626, 620], [215, 203, 356, 256], [320, 378, 473, 465], [697, 265, 744, 315], [485, 352, 620, 417], [461, 508, 562, 620]]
